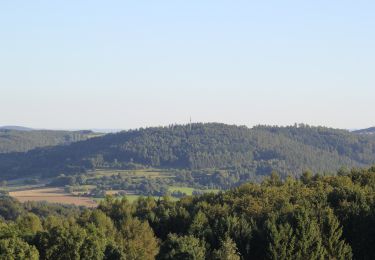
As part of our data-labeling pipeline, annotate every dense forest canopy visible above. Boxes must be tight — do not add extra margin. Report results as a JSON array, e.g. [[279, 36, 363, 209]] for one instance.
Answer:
[[0, 123, 375, 180], [1, 166, 375, 259]]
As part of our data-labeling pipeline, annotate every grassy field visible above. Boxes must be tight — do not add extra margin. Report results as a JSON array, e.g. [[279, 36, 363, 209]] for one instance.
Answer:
[[168, 186, 220, 195], [7, 185, 208, 207], [87, 168, 173, 178], [6, 168, 221, 207], [9, 187, 168, 207], [0, 177, 50, 192], [9, 188, 97, 207], [168, 186, 195, 195], [70, 185, 96, 195], [1, 184, 45, 192], [93, 194, 180, 203]]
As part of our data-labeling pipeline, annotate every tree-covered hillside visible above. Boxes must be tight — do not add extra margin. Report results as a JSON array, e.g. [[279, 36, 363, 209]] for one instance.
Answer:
[[0, 129, 100, 154], [0, 123, 375, 180], [353, 127, 375, 135], [0, 125, 34, 131]]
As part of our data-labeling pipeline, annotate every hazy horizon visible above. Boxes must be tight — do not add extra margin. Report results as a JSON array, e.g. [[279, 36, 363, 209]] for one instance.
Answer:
[[0, 122, 370, 133], [1, 1, 374, 129]]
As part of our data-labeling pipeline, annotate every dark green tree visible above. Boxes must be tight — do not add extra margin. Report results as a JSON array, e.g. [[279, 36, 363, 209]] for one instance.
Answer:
[[320, 209, 352, 260], [157, 234, 206, 260], [213, 237, 240, 260], [0, 237, 39, 260]]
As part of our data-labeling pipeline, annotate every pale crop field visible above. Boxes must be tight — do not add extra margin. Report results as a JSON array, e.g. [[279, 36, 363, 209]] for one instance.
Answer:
[[9, 187, 97, 207]]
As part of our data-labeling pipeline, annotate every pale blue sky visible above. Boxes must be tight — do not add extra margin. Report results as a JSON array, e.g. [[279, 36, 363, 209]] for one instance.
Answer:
[[1, 1, 374, 129]]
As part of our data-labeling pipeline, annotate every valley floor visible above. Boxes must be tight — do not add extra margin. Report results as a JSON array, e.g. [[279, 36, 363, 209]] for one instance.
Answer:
[[9, 187, 97, 207]]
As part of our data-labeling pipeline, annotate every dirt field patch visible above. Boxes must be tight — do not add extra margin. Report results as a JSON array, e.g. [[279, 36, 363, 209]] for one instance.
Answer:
[[9, 187, 97, 207]]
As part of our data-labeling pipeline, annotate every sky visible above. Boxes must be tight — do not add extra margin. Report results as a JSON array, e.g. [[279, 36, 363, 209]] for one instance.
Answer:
[[0, 1, 374, 130]]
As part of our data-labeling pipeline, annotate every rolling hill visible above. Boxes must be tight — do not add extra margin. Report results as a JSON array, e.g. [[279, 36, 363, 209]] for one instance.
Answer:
[[0, 123, 375, 180], [353, 127, 375, 135], [0, 125, 34, 131], [0, 129, 101, 154]]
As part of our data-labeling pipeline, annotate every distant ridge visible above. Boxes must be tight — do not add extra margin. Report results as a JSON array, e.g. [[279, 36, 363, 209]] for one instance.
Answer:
[[1, 123, 375, 180], [0, 128, 101, 154], [0, 125, 34, 131], [353, 127, 375, 135]]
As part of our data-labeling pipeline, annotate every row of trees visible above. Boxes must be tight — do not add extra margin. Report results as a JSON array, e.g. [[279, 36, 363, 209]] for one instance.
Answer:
[[2, 166, 375, 259]]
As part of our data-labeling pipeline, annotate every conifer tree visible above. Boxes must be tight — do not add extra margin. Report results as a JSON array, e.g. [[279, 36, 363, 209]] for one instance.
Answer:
[[157, 234, 206, 260], [266, 216, 296, 260], [213, 237, 241, 260], [293, 209, 326, 260], [320, 209, 352, 260]]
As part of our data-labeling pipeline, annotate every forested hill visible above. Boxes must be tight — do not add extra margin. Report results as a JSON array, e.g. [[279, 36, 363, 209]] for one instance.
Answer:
[[1, 123, 375, 179], [353, 127, 375, 135], [0, 125, 34, 131], [0, 129, 100, 154]]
